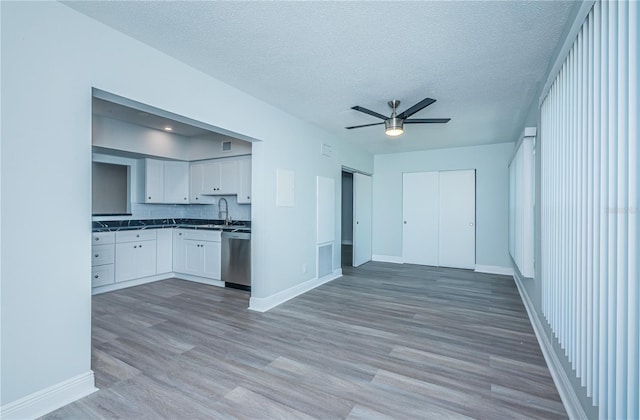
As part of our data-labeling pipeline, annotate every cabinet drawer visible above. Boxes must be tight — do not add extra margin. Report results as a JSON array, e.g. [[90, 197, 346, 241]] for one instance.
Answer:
[[116, 229, 157, 243], [92, 244, 114, 266], [181, 229, 221, 242], [92, 264, 115, 287], [92, 231, 115, 245]]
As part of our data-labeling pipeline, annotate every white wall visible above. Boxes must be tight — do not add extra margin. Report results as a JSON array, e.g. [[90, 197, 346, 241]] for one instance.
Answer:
[[0, 1, 371, 409], [372, 142, 514, 268]]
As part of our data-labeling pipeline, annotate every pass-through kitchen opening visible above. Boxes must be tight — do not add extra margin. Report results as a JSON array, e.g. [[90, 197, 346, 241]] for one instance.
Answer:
[[90, 92, 254, 302]]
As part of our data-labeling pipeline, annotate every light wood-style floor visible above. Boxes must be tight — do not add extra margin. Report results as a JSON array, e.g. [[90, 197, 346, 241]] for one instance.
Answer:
[[44, 262, 567, 419]]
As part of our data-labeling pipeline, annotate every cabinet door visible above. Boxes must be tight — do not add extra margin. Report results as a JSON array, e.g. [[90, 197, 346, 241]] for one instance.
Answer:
[[203, 241, 221, 279], [189, 164, 215, 204], [163, 161, 189, 204], [219, 160, 238, 195], [173, 230, 186, 272], [145, 159, 164, 203], [202, 162, 221, 194], [183, 240, 205, 276], [115, 240, 156, 282], [92, 264, 115, 287], [92, 244, 114, 266], [237, 158, 251, 204], [156, 229, 173, 274]]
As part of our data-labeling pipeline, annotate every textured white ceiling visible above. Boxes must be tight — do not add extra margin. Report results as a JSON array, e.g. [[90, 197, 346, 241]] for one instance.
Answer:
[[65, 1, 576, 154]]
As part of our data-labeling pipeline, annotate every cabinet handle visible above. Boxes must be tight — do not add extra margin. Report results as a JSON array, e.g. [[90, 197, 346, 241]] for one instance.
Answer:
[[134, 245, 137, 249], [94, 275, 99, 279], [247, 196, 250, 199], [184, 197, 187, 200], [94, 254, 99, 258], [136, 234, 140, 238], [195, 197, 199, 200], [148, 196, 151, 200], [95, 237, 99, 241], [140, 244, 142, 248]]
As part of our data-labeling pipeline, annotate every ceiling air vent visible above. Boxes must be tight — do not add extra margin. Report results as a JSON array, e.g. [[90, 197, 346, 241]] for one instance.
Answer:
[[222, 141, 232, 152]]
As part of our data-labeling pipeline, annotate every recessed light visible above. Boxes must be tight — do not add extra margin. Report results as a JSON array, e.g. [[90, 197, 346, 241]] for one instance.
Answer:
[[164, 126, 173, 131]]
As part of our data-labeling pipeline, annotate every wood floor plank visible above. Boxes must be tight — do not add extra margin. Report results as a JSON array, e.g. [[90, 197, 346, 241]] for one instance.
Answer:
[[42, 261, 567, 419]]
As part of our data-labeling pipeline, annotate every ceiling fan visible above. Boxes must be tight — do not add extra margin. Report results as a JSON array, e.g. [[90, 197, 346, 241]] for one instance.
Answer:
[[346, 97, 450, 137]]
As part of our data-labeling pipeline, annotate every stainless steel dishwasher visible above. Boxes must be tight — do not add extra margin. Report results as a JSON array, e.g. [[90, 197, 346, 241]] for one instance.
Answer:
[[221, 231, 251, 291]]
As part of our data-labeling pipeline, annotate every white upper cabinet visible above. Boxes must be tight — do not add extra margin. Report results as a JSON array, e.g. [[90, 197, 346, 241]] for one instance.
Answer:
[[144, 158, 165, 203], [163, 161, 189, 204], [143, 158, 189, 204], [201, 159, 238, 195], [189, 163, 215, 204], [237, 157, 251, 204], [142, 156, 252, 204]]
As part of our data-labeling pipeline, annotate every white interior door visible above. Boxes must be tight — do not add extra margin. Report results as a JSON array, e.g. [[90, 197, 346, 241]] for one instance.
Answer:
[[402, 172, 439, 265], [438, 170, 476, 269], [353, 173, 372, 267]]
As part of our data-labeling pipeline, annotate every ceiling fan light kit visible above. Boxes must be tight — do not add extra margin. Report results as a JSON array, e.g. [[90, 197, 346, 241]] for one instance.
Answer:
[[346, 97, 450, 137], [384, 117, 404, 137]]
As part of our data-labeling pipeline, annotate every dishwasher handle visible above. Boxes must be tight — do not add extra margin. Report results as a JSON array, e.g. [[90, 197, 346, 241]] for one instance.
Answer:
[[221, 231, 251, 240]]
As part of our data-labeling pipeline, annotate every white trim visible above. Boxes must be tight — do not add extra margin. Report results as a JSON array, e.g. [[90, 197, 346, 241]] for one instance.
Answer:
[[474, 264, 514, 276], [539, 1, 595, 105], [0, 371, 97, 420], [91, 272, 224, 295], [174, 274, 225, 288], [372, 255, 403, 264], [512, 272, 588, 420], [249, 269, 342, 312]]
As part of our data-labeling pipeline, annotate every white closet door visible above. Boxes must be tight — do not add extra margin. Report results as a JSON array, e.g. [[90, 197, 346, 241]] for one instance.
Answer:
[[402, 172, 439, 265], [353, 173, 372, 267], [438, 170, 476, 269]]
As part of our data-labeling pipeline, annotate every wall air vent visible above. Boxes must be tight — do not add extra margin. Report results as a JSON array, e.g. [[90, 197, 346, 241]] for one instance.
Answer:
[[317, 243, 333, 278], [222, 141, 232, 152]]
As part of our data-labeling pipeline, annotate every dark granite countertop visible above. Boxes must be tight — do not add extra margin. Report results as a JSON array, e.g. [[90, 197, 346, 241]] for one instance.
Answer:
[[92, 218, 251, 233]]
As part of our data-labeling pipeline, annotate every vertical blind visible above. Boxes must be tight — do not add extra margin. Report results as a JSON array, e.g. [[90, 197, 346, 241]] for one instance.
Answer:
[[540, 1, 638, 419]]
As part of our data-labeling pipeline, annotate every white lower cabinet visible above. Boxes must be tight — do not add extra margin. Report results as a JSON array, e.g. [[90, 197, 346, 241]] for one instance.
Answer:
[[92, 264, 115, 287], [156, 229, 173, 274], [173, 229, 221, 280], [115, 229, 157, 283], [183, 239, 221, 279], [115, 240, 157, 282], [92, 232, 115, 287], [93, 227, 222, 291]]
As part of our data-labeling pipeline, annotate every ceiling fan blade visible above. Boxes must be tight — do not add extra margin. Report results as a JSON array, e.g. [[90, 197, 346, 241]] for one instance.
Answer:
[[345, 122, 385, 129], [396, 97, 436, 119], [404, 118, 451, 124], [351, 106, 388, 120]]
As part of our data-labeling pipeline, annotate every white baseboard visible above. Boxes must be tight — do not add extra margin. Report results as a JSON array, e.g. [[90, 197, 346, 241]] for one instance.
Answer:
[[372, 254, 403, 264], [174, 273, 225, 288], [0, 371, 97, 420], [249, 269, 342, 312], [474, 264, 514, 276], [512, 271, 587, 420], [92, 272, 224, 295]]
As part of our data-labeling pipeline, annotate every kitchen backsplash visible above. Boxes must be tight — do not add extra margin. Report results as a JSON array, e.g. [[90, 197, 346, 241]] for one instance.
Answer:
[[92, 196, 250, 222]]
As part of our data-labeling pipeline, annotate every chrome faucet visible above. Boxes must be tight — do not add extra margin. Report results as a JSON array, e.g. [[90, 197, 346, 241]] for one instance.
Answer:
[[218, 197, 231, 225]]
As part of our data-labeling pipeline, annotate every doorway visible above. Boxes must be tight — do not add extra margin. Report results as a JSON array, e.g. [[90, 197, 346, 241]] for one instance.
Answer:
[[341, 172, 353, 267], [341, 170, 372, 268]]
